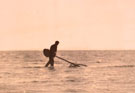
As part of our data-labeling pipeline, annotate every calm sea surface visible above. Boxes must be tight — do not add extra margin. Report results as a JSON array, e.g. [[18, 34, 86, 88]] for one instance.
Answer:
[[0, 50, 135, 93]]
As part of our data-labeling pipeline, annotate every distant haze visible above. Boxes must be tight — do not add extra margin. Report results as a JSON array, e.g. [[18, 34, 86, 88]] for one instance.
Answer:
[[0, 0, 135, 50]]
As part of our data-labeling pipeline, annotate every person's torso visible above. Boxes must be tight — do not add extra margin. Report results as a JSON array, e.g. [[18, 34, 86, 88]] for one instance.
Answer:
[[50, 44, 57, 54]]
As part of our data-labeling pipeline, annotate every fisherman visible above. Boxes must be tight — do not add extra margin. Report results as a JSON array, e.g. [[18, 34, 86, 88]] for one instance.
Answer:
[[45, 41, 59, 67]]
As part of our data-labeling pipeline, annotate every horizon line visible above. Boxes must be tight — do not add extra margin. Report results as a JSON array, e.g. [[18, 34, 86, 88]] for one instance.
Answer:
[[0, 49, 135, 51]]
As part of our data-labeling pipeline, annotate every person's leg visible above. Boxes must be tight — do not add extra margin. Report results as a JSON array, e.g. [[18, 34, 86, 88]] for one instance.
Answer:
[[50, 57, 54, 67], [45, 61, 50, 67], [45, 57, 51, 67]]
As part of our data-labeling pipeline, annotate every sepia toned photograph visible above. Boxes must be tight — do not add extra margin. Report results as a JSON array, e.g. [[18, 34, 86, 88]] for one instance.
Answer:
[[0, 0, 135, 93]]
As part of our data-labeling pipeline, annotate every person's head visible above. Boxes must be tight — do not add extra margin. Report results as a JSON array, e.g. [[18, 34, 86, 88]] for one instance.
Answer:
[[55, 41, 59, 45]]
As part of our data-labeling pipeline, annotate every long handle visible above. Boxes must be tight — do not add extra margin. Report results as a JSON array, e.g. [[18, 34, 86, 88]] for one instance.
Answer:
[[56, 56, 75, 64], [56, 56, 87, 67]]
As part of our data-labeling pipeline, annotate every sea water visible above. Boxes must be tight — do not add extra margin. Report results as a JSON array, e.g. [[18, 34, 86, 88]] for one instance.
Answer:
[[0, 50, 135, 93]]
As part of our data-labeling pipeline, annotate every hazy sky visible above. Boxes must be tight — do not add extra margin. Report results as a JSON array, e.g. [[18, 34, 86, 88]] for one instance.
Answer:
[[0, 0, 135, 50]]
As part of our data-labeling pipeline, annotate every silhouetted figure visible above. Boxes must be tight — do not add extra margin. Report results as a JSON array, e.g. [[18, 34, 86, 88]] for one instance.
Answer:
[[45, 41, 59, 67]]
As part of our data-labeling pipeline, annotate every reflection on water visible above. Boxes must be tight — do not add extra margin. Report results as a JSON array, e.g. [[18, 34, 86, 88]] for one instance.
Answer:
[[0, 50, 135, 93]]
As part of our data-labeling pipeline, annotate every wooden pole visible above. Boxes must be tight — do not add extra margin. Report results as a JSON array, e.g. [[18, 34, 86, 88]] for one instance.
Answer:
[[56, 56, 87, 67]]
